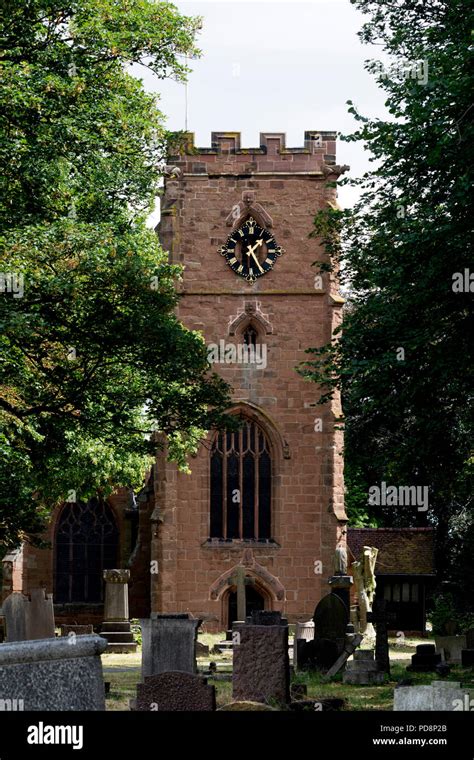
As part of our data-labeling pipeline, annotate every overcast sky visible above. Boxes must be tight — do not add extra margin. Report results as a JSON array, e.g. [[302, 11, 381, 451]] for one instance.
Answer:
[[137, 0, 389, 223]]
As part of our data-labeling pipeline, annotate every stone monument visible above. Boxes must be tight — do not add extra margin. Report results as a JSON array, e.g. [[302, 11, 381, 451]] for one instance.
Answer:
[[140, 614, 200, 678], [351, 545, 378, 639], [232, 611, 290, 704], [100, 569, 137, 653], [0, 634, 107, 710]]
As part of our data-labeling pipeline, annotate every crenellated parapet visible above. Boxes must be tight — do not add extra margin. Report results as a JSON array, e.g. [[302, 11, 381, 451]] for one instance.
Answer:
[[167, 131, 346, 177]]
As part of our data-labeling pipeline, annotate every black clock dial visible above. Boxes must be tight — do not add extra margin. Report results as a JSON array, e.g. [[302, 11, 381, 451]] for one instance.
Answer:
[[218, 217, 284, 282]]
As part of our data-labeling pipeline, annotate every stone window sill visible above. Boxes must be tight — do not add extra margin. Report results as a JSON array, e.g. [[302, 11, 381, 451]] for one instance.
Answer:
[[201, 539, 280, 549]]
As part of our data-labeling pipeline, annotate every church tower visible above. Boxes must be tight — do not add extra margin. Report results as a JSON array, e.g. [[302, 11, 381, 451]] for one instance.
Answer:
[[151, 131, 347, 629]]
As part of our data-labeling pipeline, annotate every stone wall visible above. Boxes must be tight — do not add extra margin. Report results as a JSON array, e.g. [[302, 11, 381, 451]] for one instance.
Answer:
[[151, 131, 347, 629]]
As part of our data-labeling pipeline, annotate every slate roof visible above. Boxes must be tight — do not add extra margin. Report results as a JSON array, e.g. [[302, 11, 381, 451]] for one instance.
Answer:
[[347, 528, 436, 576]]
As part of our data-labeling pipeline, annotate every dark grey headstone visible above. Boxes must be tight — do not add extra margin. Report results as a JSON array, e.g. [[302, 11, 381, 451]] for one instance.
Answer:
[[232, 624, 290, 704], [313, 593, 348, 642], [140, 616, 200, 678], [135, 671, 216, 711]]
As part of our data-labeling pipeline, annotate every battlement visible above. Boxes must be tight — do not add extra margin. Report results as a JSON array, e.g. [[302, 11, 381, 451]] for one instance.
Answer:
[[167, 131, 342, 176]]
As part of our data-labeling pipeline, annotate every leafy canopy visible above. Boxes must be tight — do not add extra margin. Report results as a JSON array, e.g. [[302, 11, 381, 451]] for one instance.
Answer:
[[0, 1, 232, 548]]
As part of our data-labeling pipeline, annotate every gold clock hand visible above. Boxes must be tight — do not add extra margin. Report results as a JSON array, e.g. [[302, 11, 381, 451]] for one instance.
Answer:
[[245, 239, 264, 257], [250, 251, 264, 273]]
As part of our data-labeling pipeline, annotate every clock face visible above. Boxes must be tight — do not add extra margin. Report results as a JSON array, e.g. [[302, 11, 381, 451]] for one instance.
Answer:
[[218, 217, 284, 282]]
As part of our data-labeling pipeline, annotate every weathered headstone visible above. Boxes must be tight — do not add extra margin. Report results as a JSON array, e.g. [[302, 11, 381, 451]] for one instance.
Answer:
[[25, 589, 55, 640], [343, 648, 385, 685], [140, 614, 200, 678], [435, 635, 466, 664], [394, 681, 474, 711], [0, 634, 107, 710], [100, 569, 137, 653], [325, 633, 363, 678], [2, 592, 28, 642], [232, 618, 290, 704], [135, 671, 215, 711]]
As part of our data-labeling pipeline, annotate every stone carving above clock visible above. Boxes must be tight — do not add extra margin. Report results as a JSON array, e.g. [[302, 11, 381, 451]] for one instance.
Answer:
[[225, 191, 273, 230]]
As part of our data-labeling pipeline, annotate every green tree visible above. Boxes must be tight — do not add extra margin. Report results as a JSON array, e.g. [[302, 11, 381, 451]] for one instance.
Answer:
[[300, 0, 473, 604], [0, 1, 232, 549]]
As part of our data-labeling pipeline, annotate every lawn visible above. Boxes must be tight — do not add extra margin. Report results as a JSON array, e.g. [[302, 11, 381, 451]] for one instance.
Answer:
[[103, 633, 474, 711]]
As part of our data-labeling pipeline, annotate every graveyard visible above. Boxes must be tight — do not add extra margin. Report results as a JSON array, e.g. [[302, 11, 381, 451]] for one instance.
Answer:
[[1, 574, 473, 713], [98, 629, 474, 712]]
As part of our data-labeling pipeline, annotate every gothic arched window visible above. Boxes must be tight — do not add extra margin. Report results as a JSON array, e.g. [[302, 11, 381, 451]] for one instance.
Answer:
[[210, 419, 272, 541], [242, 324, 258, 348], [55, 498, 119, 603]]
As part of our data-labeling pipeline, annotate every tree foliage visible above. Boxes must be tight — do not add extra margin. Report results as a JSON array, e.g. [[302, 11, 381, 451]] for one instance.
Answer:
[[300, 0, 473, 602], [0, 1, 232, 549]]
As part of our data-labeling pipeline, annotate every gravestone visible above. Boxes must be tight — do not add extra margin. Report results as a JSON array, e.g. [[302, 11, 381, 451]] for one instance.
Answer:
[[232, 618, 290, 704], [394, 681, 474, 711], [299, 592, 348, 670], [135, 671, 215, 711], [343, 649, 385, 685], [25, 589, 55, 640], [372, 599, 390, 675], [435, 635, 466, 664], [3, 589, 55, 642], [100, 569, 137, 653], [326, 632, 363, 678], [407, 643, 441, 672], [0, 634, 107, 710], [313, 593, 348, 644], [140, 614, 200, 678], [2, 592, 28, 642]]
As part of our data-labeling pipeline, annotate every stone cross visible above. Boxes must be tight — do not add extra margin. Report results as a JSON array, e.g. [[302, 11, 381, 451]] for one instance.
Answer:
[[229, 566, 254, 621]]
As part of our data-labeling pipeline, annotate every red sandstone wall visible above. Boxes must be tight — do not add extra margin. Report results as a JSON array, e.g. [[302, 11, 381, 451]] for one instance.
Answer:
[[153, 132, 347, 629]]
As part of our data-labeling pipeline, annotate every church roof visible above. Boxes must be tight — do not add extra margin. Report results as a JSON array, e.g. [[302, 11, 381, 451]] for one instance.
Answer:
[[347, 528, 436, 576]]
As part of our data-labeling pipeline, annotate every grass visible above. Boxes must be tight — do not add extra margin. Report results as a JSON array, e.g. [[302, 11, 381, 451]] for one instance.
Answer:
[[102, 632, 474, 711]]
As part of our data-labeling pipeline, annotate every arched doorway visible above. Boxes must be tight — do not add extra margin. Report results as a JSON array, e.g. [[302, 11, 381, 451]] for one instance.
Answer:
[[54, 498, 119, 603], [227, 585, 265, 627]]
